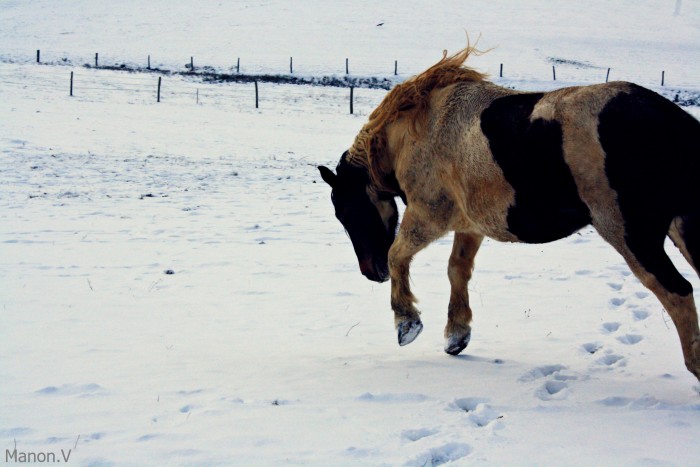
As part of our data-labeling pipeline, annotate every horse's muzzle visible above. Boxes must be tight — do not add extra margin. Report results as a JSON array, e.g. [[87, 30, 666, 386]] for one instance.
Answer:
[[359, 258, 389, 283], [364, 270, 389, 283]]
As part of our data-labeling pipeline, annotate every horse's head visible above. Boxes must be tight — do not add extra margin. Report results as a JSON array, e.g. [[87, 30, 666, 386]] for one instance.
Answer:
[[318, 153, 398, 282]]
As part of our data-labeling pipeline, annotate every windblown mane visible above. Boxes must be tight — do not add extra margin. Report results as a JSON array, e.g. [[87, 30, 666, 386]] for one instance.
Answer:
[[348, 45, 487, 190]]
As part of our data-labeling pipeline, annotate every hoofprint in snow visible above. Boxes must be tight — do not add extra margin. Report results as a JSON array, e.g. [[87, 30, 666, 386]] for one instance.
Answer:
[[2, 1, 700, 465]]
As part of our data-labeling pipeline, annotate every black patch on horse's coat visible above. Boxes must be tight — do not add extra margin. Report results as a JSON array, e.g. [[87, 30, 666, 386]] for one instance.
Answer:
[[480, 93, 591, 243], [599, 84, 700, 296]]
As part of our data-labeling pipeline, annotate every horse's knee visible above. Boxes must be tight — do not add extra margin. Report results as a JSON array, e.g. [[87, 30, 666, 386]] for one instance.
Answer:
[[387, 244, 401, 271]]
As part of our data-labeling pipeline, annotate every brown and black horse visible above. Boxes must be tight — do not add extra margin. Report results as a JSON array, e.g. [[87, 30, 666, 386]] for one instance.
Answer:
[[319, 46, 700, 380]]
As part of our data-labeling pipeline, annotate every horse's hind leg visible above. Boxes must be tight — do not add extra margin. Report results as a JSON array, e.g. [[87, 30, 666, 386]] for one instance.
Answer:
[[444, 232, 484, 355], [595, 218, 700, 380], [669, 214, 700, 276]]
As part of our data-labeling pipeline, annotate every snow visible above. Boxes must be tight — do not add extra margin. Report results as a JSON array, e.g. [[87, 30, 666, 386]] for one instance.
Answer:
[[1, 1, 700, 465]]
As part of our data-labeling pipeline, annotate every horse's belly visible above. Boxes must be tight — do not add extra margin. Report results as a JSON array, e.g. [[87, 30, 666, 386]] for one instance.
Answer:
[[505, 202, 592, 244]]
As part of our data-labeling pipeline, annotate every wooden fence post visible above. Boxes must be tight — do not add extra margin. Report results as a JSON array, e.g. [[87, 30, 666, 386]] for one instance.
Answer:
[[346, 58, 349, 75], [350, 86, 354, 114], [552, 65, 556, 81], [394, 60, 398, 76], [236, 57, 240, 73], [255, 81, 259, 108], [157, 76, 162, 102], [499, 63, 503, 78], [37, 50, 40, 63], [290, 57, 293, 74], [606, 68, 610, 83], [95, 53, 99, 67], [70, 71, 74, 96], [148, 55, 151, 70], [661, 70, 665, 86]]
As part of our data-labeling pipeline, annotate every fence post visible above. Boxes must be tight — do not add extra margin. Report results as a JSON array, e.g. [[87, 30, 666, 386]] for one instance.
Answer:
[[190, 56, 194, 72], [157, 76, 161, 102], [499, 63, 503, 78], [661, 70, 665, 86], [606, 68, 610, 83], [394, 60, 398, 76], [350, 86, 354, 114], [70, 71, 74, 96], [148, 55, 151, 70], [552, 65, 556, 81], [236, 57, 240, 73], [95, 53, 99, 68], [255, 81, 259, 109], [346, 58, 349, 75], [37, 50, 40, 63]]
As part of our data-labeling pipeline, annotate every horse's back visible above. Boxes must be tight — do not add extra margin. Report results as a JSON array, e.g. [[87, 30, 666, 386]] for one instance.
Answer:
[[470, 82, 700, 244]]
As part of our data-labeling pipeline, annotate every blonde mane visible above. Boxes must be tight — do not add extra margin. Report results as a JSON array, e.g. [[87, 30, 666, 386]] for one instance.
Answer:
[[349, 44, 487, 189]]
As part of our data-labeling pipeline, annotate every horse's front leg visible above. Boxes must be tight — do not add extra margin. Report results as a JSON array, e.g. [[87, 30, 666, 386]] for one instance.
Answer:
[[445, 232, 484, 355], [389, 209, 443, 346]]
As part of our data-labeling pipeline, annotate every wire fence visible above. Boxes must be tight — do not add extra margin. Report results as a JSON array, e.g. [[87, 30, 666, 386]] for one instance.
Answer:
[[1, 52, 699, 115], [0, 62, 389, 116], [9, 46, 699, 89], [4, 47, 429, 81]]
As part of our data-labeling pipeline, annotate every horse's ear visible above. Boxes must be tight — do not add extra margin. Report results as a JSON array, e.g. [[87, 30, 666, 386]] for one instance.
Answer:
[[318, 166, 337, 187]]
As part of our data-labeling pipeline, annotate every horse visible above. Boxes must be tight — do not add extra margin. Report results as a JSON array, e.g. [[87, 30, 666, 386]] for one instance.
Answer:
[[318, 45, 700, 381]]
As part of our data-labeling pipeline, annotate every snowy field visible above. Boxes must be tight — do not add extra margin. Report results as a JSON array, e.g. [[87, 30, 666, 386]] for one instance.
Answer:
[[2, 1, 700, 465]]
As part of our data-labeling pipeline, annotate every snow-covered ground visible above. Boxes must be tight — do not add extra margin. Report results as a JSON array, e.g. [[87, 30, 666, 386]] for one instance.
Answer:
[[2, 1, 700, 465]]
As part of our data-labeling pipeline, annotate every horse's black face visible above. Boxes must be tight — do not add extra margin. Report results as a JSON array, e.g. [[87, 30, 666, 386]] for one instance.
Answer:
[[318, 157, 398, 282]]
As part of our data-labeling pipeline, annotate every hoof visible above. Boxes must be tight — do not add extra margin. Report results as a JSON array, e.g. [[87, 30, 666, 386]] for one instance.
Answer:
[[397, 319, 423, 346], [445, 329, 471, 356]]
